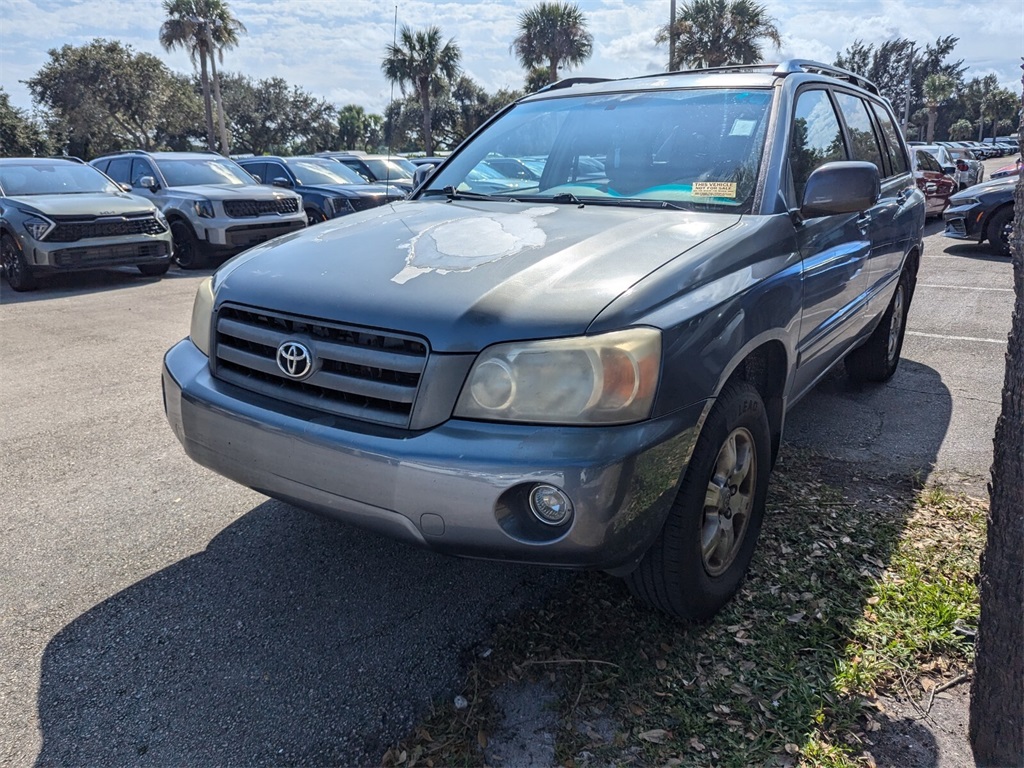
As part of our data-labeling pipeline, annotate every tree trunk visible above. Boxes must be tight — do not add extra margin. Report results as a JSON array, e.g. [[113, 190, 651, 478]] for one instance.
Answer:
[[926, 107, 937, 144], [969, 122, 1024, 767], [419, 81, 432, 157], [548, 57, 559, 85], [208, 46, 230, 156], [199, 51, 215, 152]]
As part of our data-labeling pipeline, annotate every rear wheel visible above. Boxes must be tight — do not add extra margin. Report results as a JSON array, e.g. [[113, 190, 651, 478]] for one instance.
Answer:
[[171, 220, 208, 270], [986, 206, 1012, 257], [626, 381, 771, 621], [1, 233, 37, 291], [846, 267, 911, 383]]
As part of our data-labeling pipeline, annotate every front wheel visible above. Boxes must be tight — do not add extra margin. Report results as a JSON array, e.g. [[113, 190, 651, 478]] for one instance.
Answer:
[[306, 208, 327, 226], [171, 221, 208, 270], [626, 380, 771, 621], [986, 207, 1012, 257], [845, 267, 912, 383], [1, 233, 37, 291]]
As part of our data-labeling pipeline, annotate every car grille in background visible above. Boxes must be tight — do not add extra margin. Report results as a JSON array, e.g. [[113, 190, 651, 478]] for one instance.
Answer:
[[53, 241, 169, 267], [348, 195, 389, 212], [212, 304, 428, 428], [47, 213, 166, 242], [223, 198, 300, 218], [945, 219, 967, 237]]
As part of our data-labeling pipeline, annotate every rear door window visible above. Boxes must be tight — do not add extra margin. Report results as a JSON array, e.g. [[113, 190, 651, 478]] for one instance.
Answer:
[[105, 157, 131, 183]]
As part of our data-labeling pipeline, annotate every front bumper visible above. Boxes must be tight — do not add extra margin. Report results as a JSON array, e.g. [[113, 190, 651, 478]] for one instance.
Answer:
[[942, 201, 986, 242], [163, 339, 706, 571], [22, 232, 172, 270], [189, 215, 307, 251]]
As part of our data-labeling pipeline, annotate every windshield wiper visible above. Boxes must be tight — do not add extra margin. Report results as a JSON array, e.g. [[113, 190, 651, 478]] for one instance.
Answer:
[[435, 186, 511, 202]]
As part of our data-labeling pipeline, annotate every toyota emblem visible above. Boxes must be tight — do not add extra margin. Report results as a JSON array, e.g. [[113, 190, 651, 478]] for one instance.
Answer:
[[276, 341, 314, 379]]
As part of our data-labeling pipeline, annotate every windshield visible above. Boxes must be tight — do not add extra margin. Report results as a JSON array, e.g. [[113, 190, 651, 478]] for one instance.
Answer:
[[423, 88, 772, 211], [0, 162, 121, 196], [287, 158, 365, 186], [158, 158, 255, 187], [363, 158, 413, 181]]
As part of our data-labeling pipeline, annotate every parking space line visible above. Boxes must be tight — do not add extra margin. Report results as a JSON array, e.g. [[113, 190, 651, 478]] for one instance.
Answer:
[[917, 284, 1014, 292], [907, 330, 1007, 344]]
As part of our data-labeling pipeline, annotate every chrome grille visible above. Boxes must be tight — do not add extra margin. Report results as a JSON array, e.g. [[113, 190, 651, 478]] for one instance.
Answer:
[[223, 198, 300, 218], [212, 304, 428, 428], [48, 213, 166, 242]]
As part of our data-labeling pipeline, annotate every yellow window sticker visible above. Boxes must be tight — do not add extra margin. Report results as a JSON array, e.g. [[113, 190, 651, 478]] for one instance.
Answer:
[[692, 181, 737, 198]]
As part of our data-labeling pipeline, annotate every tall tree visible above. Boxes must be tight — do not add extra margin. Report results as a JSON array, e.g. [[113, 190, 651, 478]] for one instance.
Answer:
[[657, 0, 781, 70], [511, 2, 593, 86], [922, 73, 955, 143], [26, 39, 200, 157], [381, 25, 461, 157], [159, 0, 246, 154], [969, 90, 1024, 766], [0, 89, 52, 157]]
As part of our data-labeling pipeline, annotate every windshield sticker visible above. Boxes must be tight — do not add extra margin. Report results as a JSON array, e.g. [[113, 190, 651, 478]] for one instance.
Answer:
[[392, 206, 557, 284], [692, 181, 738, 199], [730, 119, 757, 136]]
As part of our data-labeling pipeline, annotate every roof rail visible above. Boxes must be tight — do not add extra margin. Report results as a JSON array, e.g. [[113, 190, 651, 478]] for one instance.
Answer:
[[536, 77, 611, 94], [772, 60, 880, 95], [47, 155, 85, 164]]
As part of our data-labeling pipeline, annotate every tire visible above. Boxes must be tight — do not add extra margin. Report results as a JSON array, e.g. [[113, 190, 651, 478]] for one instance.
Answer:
[[306, 208, 327, 226], [845, 268, 912, 383], [626, 380, 771, 621], [1, 233, 38, 291], [137, 261, 170, 277], [170, 220, 208, 270], [986, 206, 1013, 257]]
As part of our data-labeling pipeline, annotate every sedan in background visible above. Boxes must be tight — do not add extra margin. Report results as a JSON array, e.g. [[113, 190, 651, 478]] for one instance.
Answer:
[[912, 149, 957, 218], [991, 157, 1021, 180], [943, 176, 1015, 257], [943, 146, 984, 188]]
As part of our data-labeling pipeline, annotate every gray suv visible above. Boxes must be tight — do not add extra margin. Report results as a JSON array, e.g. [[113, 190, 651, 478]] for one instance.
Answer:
[[163, 61, 924, 620], [91, 151, 306, 269], [1, 157, 173, 291]]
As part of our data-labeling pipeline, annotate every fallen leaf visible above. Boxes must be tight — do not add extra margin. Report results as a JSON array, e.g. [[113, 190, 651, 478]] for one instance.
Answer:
[[656, 658, 667, 670], [689, 736, 706, 751], [786, 612, 805, 623], [866, 596, 880, 605], [784, 743, 800, 754], [638, 729, 670, 743], [477, 730, 488, 749]]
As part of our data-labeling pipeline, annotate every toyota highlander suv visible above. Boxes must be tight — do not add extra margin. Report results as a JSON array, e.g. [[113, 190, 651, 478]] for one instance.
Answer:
[[164, 61, 925, 621], [91, 151, 306, 269], [1, 157, 173, 291]]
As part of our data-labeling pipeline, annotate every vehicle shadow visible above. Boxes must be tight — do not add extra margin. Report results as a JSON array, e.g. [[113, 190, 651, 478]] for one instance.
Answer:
[[938, 242, 1008, 263], [34, 502, 565, 767], [0, 266, 211, 304]]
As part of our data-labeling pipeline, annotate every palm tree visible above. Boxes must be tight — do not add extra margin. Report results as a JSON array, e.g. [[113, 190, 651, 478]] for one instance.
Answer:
[[657, 0, 781, 71], [159, 0, 245, 154], [922, 73, 954, 143], [381, 25, 461, 157], [512, 2, 593, 86]]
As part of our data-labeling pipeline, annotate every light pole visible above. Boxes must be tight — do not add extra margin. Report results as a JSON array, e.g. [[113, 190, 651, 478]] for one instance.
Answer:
[[669, 0, 677, 71]]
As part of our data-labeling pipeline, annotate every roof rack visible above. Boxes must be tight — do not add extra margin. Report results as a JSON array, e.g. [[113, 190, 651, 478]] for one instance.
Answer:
[[536, 77, 611, 94], [772, 60, 880, 95]]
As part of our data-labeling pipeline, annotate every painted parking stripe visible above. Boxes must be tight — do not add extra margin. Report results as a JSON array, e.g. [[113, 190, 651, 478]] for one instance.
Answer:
[[917, 284, 1014, 292], [907, 330, 1007, 344]]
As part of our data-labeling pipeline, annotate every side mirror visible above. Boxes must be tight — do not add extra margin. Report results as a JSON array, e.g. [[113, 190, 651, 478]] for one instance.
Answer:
[[800, 161, 880, 218], [138, 176, 159, 192], [412, 164, 435, 191], [272, 177, 294, 189]]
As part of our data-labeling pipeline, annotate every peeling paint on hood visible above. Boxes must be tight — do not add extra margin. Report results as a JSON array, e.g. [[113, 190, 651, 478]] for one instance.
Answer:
[[392, 206, 558, 284]]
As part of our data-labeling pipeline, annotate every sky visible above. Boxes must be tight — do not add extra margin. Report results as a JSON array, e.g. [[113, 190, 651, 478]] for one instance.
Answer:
[[2, 0, 1021, 117]]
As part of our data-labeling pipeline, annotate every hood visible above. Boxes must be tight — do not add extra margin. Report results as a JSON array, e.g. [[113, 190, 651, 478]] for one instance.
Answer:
[[299, 182, 395, 199], [167, 184, 299, 202], [3, 191, 155, 218], [215, 200, 740, 352], [956, 177, 1016, 199]]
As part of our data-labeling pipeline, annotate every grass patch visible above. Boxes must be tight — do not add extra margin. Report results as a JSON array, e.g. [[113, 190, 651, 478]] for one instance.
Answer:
[[382, 452, 986, 768]]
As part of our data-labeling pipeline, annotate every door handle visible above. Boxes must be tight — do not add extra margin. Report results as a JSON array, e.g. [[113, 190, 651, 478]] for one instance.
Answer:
[[856, 213, 871, 234]]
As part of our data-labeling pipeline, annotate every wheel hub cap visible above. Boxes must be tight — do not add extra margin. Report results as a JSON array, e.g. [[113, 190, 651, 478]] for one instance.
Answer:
[[701, 427, 756, 577]]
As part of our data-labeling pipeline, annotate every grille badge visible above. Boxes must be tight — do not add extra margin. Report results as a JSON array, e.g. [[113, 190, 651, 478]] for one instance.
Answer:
[[276, 341, 314, 380]]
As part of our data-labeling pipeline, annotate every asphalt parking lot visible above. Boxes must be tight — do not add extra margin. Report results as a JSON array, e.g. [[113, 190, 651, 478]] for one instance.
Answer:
[[0, 158, 1014, 766]]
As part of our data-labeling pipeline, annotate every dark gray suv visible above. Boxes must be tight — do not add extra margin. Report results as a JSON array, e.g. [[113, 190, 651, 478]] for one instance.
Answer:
[[163, 61, 924, 620]]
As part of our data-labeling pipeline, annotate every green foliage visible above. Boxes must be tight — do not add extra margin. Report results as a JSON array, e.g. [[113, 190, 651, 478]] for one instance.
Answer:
[[25, 39, 202, 158], [657, 0, 782, 70], [512, 2, 594, 85], [337, 105, 384, 153], [381, 25, 461, 156], [949, 119, 973, 141], [0, 89, 52, 157], [218, 73, 337, 155]]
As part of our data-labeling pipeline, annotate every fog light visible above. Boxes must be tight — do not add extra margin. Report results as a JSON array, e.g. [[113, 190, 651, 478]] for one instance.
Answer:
[[529, 484, 573, 526]]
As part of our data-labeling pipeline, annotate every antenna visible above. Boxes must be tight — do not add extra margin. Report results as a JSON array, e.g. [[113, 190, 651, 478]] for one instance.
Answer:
[[385, 5, 398, 190]]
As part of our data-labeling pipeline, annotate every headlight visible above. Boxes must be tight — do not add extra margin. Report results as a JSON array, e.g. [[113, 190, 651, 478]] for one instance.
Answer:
[[327, 196, 354, 217], [189, 277, 215, 357], [951, 197, 980, 207], [454, 328, 661, 425], [23, 216, 53, 240], [193, 199, 215, 218], [153, 209, 169, 230]]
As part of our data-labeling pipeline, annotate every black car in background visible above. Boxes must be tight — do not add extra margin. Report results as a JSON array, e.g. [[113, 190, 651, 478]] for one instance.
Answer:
[[943, 176, 1015, 256], [315, 152, 416, 195], [236, 156, 403, 225]]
